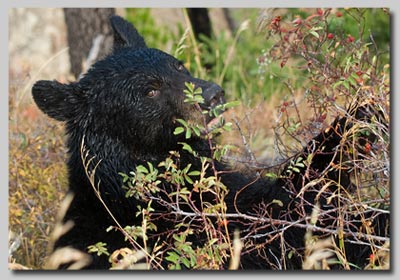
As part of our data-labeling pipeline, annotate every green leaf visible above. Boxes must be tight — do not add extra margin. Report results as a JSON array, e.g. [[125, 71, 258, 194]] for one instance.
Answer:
[[192, 126, 201, 137], [309, 30, 320, 39], [179, 142, 195, 155], [147, 162, 155, 172], [106, 226, 114, 232], [190, 254, 197, 267], [184, 174, 193, 184], [174, 127, 185, 135], [272, 199, 284, 207], [87, 242, 109, 256], [165, 251, 180, 263], [224, 100, 240, 109], [194, 95, 204, 103], [182, 163, 192, 173], [265, 172, 278, 179], [176, 118, 188, 127], [194, 87, 203, 95], [307, 154, 313, 165], [332, 80, 343, 89], [342, 80, 350, 90], [184, 82, 195, 92], [222, 122, 232, 132], [188, 170, 201, 176], [288, 250, 294, 259], [348, 75, 357, 87], [185, 128, 192, 139], [173, 234, 185, 243], [292, 167, 300, 173], [136, 165, 149, 174], [181, 257, 191, 268]]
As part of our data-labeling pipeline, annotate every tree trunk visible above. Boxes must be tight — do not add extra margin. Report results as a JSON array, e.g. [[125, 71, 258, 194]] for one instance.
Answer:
[[63, 8, 116, 79]]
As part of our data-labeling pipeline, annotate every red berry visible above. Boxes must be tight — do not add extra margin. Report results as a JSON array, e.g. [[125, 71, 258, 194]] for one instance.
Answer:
[[365, 143, 371, 153], [347, 35, 355, 43], [369, 253, 375, 262], [335, 11, 343, 17], [317, 8, 324, 16], [327, 33, 334, 39]]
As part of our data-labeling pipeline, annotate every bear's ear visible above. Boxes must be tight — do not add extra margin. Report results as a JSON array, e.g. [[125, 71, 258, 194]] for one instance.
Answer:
[[110, 15, 147, 51], [32, 80, 84, 122]]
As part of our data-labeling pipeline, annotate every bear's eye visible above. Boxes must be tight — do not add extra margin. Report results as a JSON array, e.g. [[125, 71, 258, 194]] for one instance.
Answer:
[[147, 89, 160, 98], [177, 64, 185, 71], [175, 62, 187, 72]]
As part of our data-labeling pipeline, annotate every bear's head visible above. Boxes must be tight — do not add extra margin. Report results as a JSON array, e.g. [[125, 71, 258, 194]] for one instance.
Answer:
[[32, 15, 225, 161]]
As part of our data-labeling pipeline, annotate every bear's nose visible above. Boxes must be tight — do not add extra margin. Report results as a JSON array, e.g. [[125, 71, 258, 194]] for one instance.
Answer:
[[201, 84, 225, 109]]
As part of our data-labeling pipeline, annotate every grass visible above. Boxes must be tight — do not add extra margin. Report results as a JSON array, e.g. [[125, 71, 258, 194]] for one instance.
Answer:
[[9, 36, 72, 269], [8, 8, 390, 270], [9, 76, 68, 269]]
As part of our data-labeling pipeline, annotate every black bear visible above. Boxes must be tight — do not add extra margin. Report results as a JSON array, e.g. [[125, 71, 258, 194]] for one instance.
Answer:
[[32, 15, 389, 270]]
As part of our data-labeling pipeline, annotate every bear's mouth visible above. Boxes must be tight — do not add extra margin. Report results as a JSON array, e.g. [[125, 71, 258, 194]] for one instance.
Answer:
[[199, 96, 226, 111], [199, 92, 226, 126]]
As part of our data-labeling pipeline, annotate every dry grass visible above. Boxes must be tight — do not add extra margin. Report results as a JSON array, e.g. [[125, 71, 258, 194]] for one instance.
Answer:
[[9, 63, 68, 269]]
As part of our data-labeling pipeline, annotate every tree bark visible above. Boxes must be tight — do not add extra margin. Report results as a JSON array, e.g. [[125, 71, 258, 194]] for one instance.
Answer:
[[63, 8, 116, 79]]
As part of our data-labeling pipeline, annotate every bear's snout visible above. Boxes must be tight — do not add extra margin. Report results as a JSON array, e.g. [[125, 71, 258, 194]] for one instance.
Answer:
[[201, 83, 225, 110]]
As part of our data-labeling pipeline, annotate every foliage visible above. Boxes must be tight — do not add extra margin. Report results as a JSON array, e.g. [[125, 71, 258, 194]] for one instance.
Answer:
[[257, 8, 390, 269], [114, 82, 237, 269], [9, 78, 68, 269]]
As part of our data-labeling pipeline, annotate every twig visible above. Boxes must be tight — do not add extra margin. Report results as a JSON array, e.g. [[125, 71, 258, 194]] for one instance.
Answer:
[[149, 195, 389, 245], [232, 116, 256, 163]]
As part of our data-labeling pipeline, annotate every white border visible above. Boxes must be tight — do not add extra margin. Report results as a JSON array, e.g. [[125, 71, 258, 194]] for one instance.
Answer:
[[3, 1, 398, 279]]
